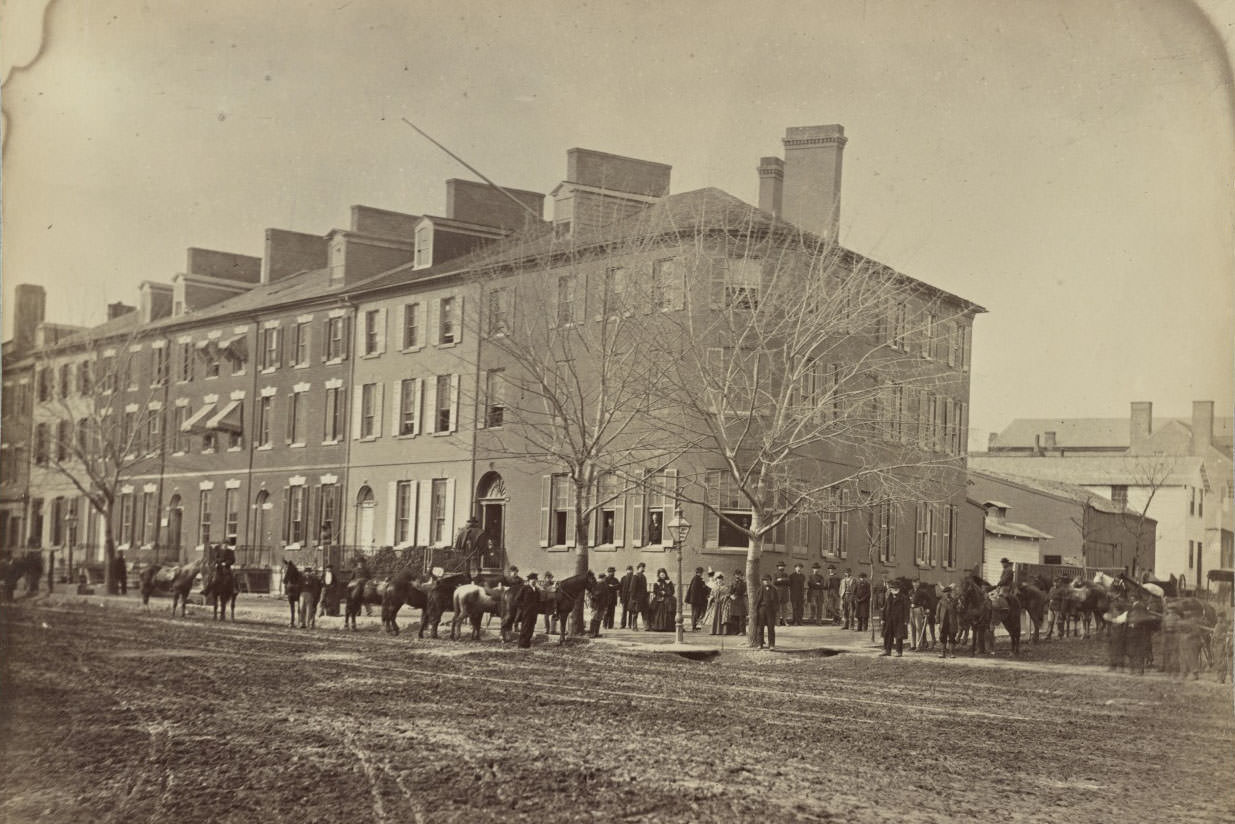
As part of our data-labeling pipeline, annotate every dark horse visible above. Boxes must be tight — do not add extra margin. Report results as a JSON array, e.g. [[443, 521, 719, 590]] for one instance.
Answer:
[[501, 572, 596, 645], [403, 572, 472, 638], [1018, 575, 1051, 643], [1, 552, 44, 600], [139, 564, 161, 611], [549, 571, 596, 644], [169, 560, 203, 616], [202, 561, 238, 621], [283, 561, 304, 627], [959, 575, 1021, 656]]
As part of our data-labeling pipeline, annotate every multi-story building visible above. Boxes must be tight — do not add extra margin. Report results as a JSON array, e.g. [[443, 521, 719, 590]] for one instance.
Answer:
[[1, 285, 45, 550], [12, 123, 986, 589], [973, 400, 1231, 589]]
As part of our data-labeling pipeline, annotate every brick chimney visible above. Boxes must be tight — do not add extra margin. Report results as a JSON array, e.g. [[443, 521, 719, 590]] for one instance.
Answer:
[[757, 156, 784, 217], [1130, 401, 1153, 451], [10, 284, 45, 353], [1191, 400, 1214, 456], [780, 124, 847, 243], [107, 301, 137, 320]]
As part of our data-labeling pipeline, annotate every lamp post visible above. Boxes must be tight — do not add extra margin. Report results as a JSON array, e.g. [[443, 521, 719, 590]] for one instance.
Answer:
[[667, 508, 692, 645], [64, 511, 78, 589]]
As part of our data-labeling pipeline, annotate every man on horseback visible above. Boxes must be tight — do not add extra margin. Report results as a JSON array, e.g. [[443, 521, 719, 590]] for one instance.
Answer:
[[995, 558, 1015, 597]]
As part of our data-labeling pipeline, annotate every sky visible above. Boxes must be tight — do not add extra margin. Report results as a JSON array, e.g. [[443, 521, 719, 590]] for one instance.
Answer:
[[2, 0, 1233, 448]]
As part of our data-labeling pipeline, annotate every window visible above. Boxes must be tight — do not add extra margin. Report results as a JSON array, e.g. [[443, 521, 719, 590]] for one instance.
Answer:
[[56, 420, 70, 462], [288, 486, 306, 545], [403, 303, 421, 348], [556, 274, 578, 327], [224, 489, 239, 546], [146, 408, 163, 454], [360, 383, 377, 438], [58, 364, 71, 399], [890, 302, 908, 350], [414, 224, 432, 269], [822, 488, 849, 558], [152, 347, 168, 385], [705, 471, 749, 548], [287, 392, 304, 445], [123, 410, 137, 453], [363, 309, 380, 355], [435, 375, 452, 432], [1111, 485, 1128, 509], [602, 266, 626, 319], [118, 494, 134, 546], [228, 405, 244, 450], [204, 345, 221, 378], [439, 297, 456, 345], [77, 362, 92, 395], [943, 505, 958, 568], [723, 259, 761, 309], [394, 480, 414, 545], [1189, 540, 1194, 569], [76, 417, 90, 455], [921, 313, 936, 358], [399, 378, 419, 436], [915, 502, 932, 566], [198, 490, 212, 546], [324, 386, 345, 441], [945, 322, 958, 367], [173, 407, 190, 453], [37, 369, 51, 402], [549, 474, 571, 547], [326, 316, 348, 361], [260, 328, 280, 370], [179, 343, 194, 382], [486, 288, 511, 336], [651, 258, 682, 312], [140, 491, 155, 545], [430, 478, 447, 545], [1190, 487, 1196, 516], [596, 473, 623, 546], [484, 369, 505, 428], [319, 484, 339, 545], [291, 321, 310, 366], [1199, 489, 1204, 518], [202, 430, 217, 453], [258, 396, 274, 447]]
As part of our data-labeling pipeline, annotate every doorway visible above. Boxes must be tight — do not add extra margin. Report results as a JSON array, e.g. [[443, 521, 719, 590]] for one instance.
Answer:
[[166, 494, 183, 563], [476, 472, 507, 571], [355, 486, 376, 549]]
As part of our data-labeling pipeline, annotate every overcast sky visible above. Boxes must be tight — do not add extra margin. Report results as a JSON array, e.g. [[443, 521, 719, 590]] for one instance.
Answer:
[[2, 0, 1233, 446]]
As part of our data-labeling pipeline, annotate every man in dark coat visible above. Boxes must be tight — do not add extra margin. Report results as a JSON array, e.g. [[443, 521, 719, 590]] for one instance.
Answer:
[[618, 566, 634, 628], [729, 569, 748, 636], [825, 565, 842, 624], [685, 566, 710, 631], [627, 563, 649, 630], [113, 552, 128, 595], [602, 566, 621, 628], [588, 572, 612, 637], [807, 563, 826, 624], [851, 572, 872, 631], [753, 574, 781, 649], [789, 563, 806, 625], [995, 558, 1015, 595], [880, 582, 911, 656], [517, 572, 541, 648], [773, 561, 791, 626]]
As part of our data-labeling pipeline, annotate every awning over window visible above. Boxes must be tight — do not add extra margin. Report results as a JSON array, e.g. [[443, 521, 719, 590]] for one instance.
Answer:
[[180, 403, 216, 434], [220, 335, 247, 362], [205, 399, 243, 434]]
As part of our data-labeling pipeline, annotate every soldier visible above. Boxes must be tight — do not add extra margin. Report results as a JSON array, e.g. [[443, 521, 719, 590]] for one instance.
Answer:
[[686, 566, 711, 631], [806, 563, 826, 625], [753, 574, 781, 650], [995, 558, 1015, 596], [540, 572, 558, 636], [851, 572, 872, 632], [773, 561, 791, 626], [936, 585, 961, 658], [588, 571, 611, 638], [517, 572, 541, 648], [618, 565, 634, 628], [840, 568, 855, 629], [789, 563, 806, 625], [602, 566, 621, 629], [825, 565, 841, 624], [628, 563, 649, 630]]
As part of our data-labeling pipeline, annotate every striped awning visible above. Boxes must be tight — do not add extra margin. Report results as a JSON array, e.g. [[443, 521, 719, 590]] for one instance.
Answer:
[[205, 400, 243, 434], [180, 403, 216, 434]]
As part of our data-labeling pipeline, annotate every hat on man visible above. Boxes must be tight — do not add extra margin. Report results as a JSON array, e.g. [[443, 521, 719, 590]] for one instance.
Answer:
[[526, 572, 539, 581], [1000, 557, 1011, 565], [776, 560, 786, 567], [607, 566, 616, 573], [812, 563, 821, 569], [695, 566, 705, 574]]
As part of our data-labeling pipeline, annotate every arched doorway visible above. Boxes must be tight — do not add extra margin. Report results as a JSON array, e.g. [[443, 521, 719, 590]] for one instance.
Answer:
[[354, 486, 376, 549], [475, 472, 507, 571], [252, 490, 271, 552], [166, 495, 183, 563]]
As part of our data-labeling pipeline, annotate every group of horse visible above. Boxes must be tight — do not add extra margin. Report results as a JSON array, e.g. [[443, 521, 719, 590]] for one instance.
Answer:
[[0, 552, 44, 601], [138, 558, 239, 620]]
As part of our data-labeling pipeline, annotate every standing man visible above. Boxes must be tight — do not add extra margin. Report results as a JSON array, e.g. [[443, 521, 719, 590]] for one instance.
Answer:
[[773, 561, 791, 626], [618, 565, 634, 628], [753, 574, 781, 650], [602, 566, 621, 629], [517, 572, 541, 648], [936, 585, 960, 658], [825, 565, 841, 624], [113, 551, 128, 595], [880, 580, 911, 657], [789, 563, 806, 626], [685, 567, 710, 631], [807, 564, 826, 625], [839, 568, 854, 629], [852, 572, 872, 632], [588, 571, 611, 638], [628, 563, 649, 631]]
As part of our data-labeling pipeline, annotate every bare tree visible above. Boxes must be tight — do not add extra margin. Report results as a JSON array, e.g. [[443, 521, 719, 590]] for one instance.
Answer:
[[1117, 453, 1176, 579], [31, 328, 164, 593]]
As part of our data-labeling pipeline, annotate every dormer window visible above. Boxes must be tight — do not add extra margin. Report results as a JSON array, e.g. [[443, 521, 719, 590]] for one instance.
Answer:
[[414, 224, 433, 269]]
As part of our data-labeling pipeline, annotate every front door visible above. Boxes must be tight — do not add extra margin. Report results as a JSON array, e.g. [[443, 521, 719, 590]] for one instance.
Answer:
[[480, 502, 505, 571]]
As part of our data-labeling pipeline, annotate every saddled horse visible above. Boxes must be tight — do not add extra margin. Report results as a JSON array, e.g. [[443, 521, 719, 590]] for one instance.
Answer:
[[298, 569, 324, 629], [343, 574, 377, 630], [405, 572, 471, 638], [959, 575, 1021, 655], [169, 559, 203, 617], [500, 580, 561, 642], [549, 571, 596, 645], [139, 564, 161, 611], [1064, 577, 1110, 639], [1017, 576, 1050, 643], [283, 561, 304, 627], [202, 561, 239, 621], [1, 552, 44, 600], [451, 582, 504, 640]]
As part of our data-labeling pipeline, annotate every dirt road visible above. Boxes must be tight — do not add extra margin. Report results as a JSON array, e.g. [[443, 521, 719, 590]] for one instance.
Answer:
[[1, 600, 1231, 823]]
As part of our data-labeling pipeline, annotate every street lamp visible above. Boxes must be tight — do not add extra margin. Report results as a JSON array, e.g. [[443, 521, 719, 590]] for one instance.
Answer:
[[64, 510, 78, 588], [667, 508, 692, 645]]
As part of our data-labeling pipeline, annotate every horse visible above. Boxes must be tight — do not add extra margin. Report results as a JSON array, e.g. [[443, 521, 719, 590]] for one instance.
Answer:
[[139, 564, 161, 611], [958, 575, 1020, 655], [298, 570, 324, 628], [170, 560, 203, 617], [1, 552, 44, 600], [451, 582, 504, 640], [283, 560, 304, 626], [1046, 576, 1079, 639], [1017, 578, 1050, 643], [202, 561, 238, 621], [908, 581, 938, 651], [404, 572, 471, 638], [343, 574, 377, 630], [987, 588, 1022, 656], [1065, 577, 1110, 639], [548, 571, 597, 644]]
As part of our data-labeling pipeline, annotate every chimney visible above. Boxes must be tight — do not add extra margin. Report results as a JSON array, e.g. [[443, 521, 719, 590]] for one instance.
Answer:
[[446, 179, 544, 231], [1130, 401, 1153, 451], [1043, 431, 1057, 451], [107, 301, 137, 320], [138, 282, 174, 323], [757, 156, 784, 217], [552, 148, 671, 234], [262, 229, 329, 284], [10, 284, 45, 352], [1191, 400, 1215, 455], [780, 124, 847, 243]]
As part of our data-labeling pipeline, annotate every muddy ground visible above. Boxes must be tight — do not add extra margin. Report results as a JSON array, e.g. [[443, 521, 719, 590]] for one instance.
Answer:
[[1, 600, 1232, 824]]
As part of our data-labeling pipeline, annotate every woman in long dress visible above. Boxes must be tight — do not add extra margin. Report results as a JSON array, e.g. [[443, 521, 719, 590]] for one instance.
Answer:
[[648, 569, 676, 631], [728, 570, 747, 636], [709, 574, 732, 635]]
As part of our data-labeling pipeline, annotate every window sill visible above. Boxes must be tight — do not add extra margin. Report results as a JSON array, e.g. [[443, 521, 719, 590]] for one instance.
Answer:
[[546, 545, 572, 552], [701, 545, 748, 554], [437, 340, 459, 349], [358, 436, 379, 443], [292, 363, 309, 370], [287, 442, 306, 449], [321, 439, 342, 447], [324, 357, 346, 366], [432, 430, 454, 437], [400, 345, 425, 354], [360, 352, 381, 359], [260, 367, 278, 375], [227, 447, 243, 453], [396, 432, 419, 439], [256, 444, 273, 452]]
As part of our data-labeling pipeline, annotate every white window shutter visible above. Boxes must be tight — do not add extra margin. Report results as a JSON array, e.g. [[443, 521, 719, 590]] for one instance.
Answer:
[[614, 491, 625, 547], [351, 385, 363, 440], [444, 478, 456, 547], [574, 274, 585, 326], [375, 383, 385, 438], [376, 308, 387, 354], [630, 483, 644, 547], [424, 378, 438, 434], [429, 298, 440, 346], [415, 481, 432, 546], [449, 374, 460, 433], [390, 381, 401, 437], [385, 481, 397, 546], [413, 379, 423, 435], [455, 297, 464, 344], [671, 261, 685, 311], [661, 468, 678, 547], [566, 501, 577, 548], [538, 476, 550, 548]]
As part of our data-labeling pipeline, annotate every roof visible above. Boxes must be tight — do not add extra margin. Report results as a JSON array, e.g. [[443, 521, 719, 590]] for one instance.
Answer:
[[993, 414, 1233, 452], [968, 468, 1132, 514], [968, 454, 1207, 489], [984, 518, 1053, 540]]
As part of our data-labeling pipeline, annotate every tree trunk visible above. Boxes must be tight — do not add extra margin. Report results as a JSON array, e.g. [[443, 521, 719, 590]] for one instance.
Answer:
[[572, 536, 589, 636], [103, 531, 117, 595], [744, 537, 764, 649]]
